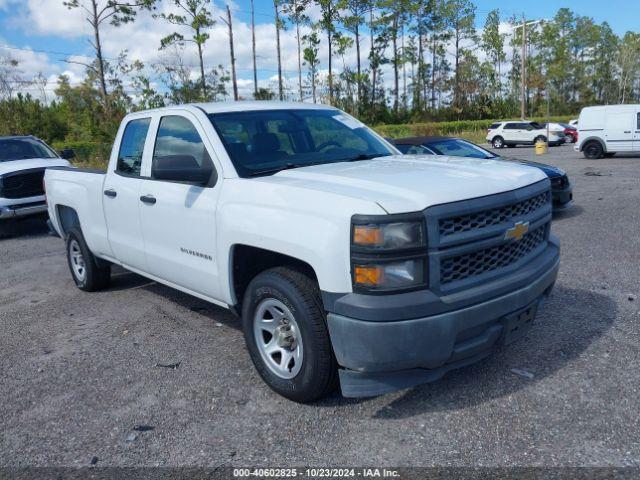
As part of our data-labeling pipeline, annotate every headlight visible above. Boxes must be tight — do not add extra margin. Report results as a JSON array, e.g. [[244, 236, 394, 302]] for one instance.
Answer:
[[351, 213, 427, 293], [352, 220, 425, 251], [353, 259, 425, 290]]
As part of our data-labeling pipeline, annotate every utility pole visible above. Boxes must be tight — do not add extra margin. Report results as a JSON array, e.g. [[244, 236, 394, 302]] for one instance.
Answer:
[[250, 0, 258, 97], [512, 17, 543, 120], [221, 5, 238, 101]]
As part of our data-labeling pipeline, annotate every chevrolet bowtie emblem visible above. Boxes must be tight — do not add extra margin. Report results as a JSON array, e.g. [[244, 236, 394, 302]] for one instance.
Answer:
[[504, 221, 529, 241]]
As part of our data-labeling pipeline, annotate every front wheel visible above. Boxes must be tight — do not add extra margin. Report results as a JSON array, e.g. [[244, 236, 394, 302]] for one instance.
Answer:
[[66, 227, 111, 291], [242, 267, 338, 402], [583, 141, 604, 159]]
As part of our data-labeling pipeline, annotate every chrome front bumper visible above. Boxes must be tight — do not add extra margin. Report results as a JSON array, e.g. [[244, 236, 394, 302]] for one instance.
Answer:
[[0, 202, 48, 219]]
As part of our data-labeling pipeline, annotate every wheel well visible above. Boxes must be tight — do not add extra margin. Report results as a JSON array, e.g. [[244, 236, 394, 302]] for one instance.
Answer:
[[56, 205, 80, 236], [231, 245, 318, 307]]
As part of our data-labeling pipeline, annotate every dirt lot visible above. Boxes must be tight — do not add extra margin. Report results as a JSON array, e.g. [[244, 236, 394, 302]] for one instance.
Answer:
[[1, 144, 638, 468]]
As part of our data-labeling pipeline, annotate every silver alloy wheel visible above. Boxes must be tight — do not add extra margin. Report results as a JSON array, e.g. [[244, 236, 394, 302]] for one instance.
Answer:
[[493, 138, 503, 148], [253, 298, 303, 379], [69, 239, 86, 282]]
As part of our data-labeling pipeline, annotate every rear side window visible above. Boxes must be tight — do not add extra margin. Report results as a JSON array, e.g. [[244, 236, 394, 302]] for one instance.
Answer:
[[152, 115, 214, 181], [489, 123, 501, 130], [504, 123, 519, 130], [117, 118, 151, 176], [637, 112, 640, 130]]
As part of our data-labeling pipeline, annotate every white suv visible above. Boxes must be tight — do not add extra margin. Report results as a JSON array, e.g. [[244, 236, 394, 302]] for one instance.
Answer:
[[486, 121, 564, 149]]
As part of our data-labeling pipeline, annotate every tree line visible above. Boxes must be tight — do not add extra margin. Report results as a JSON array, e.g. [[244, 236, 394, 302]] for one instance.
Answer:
[[1, 0, 640, 146]]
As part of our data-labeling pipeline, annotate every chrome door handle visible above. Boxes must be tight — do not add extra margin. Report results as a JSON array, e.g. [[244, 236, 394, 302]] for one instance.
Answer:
[[104, 189, 117, 198], [140, 195, 156, 205]]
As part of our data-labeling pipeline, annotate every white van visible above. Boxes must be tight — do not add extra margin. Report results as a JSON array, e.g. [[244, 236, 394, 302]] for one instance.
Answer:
[[575, 105, 640, 159]]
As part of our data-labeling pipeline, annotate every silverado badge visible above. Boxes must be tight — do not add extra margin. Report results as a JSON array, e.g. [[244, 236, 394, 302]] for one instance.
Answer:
[[504, 221, 529, 241]]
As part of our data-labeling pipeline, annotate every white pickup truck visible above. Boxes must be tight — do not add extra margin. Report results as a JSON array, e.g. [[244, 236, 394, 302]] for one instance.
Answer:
[[45, 102, 560, 402], [0, 136, 72, 235]]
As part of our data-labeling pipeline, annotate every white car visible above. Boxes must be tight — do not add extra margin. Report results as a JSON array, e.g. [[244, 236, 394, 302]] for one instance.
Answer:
[[0, 136, 72, 236], [486, 121, 564, 149], [45, 102, 560, 402], [575, 104, 640, 159]]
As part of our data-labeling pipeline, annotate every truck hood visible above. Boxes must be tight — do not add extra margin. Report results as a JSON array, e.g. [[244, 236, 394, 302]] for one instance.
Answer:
[[261, 155, 548, 214], [0, 158, 71, 176]]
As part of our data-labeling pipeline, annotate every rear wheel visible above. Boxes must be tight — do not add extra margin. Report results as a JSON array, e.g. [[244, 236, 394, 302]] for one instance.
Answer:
[[492, 136, 505, 149], [583, 141, 604, 159], [242, 266, 338, 402], [66, 227, 111, 291], [534, 135, 547, 144]]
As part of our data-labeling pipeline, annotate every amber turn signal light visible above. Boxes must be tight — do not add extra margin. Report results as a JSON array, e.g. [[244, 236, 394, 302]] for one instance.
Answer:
[[353, 225, 383, 246], [354, 265, 383, 286]]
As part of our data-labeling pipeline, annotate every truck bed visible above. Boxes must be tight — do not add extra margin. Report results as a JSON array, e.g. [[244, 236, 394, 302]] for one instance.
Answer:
[[45, 167, 112, 259]]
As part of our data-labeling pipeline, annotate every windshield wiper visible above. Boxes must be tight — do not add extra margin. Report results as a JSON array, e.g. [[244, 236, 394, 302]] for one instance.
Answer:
[[342, 153, 391, 162], [248, 162, 303, 177]]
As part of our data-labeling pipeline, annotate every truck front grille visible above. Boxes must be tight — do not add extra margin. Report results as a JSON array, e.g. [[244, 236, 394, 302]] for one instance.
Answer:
[[425, 181, 553, 293], [0, 170, 45, 199], [439, 191, 548, 237], [440, 225, 547, 284]]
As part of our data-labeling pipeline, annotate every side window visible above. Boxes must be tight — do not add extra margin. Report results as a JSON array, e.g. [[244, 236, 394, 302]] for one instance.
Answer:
[[152, 115, 214, 184], [489, 123, 501, 130], [117, 118, 151, 176], [504, 123, 518, 130], [637, 112, 640, 130]]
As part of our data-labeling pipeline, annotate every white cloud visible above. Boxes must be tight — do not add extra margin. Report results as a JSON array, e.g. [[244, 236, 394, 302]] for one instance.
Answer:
[[25, 0, 89, 37]]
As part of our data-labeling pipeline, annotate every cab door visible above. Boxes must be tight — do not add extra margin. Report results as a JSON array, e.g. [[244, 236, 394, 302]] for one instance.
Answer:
[[102, 116, 152, 271], [605, 111, 634, 152], [138, 112, 223, 300]]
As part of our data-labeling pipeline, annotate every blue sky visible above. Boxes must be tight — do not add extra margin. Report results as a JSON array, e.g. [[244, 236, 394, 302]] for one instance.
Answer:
[[0, 0, 637, 99]]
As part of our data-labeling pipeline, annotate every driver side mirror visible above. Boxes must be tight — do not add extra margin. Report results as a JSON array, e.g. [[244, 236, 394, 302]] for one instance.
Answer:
[[59, 148, 76, 160], [153, 155, 213, 185]]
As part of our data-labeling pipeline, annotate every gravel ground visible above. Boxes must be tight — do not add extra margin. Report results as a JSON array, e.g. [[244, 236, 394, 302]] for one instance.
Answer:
[[0, 144, 639, 468]]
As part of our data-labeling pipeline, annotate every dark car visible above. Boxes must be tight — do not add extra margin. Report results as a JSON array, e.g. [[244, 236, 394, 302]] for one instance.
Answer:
[[391, 136, 573, 211]]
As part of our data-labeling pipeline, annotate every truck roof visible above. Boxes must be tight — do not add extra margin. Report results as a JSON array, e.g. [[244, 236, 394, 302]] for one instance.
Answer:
[[192, 101, 339, 114]]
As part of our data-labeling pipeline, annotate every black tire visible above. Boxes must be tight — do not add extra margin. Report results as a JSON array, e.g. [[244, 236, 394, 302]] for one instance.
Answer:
[[583, 141, 604, 159], [66, 227, 111, 291], [492, 136, 505, 149], [242, 266, 338, 402], [534, 136, 547, 144]]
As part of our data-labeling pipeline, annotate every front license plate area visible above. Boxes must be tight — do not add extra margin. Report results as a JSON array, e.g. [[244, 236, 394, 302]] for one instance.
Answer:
[[502, 302, 538, 345]]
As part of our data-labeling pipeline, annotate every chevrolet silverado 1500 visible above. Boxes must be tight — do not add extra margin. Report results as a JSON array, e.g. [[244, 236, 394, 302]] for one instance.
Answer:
[[45, 102, 560, 402]]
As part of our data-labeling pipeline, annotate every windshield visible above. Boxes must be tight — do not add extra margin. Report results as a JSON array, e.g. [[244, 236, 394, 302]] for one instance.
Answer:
[[208, 109, 395, 177], [425, 138, 497, 159], [0, 137, 59, 162]]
